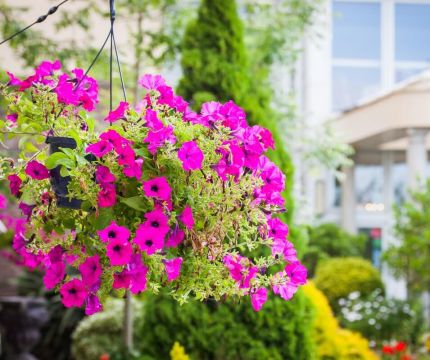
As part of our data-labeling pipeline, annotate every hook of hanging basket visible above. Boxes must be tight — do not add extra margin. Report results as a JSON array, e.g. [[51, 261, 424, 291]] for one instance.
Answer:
[[109, 0, 116, 23]]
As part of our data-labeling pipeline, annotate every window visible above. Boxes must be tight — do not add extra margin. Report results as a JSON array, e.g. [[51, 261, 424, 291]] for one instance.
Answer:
[[395, 3, 430, 62], [332, 1, 381, 110], [355, 164, 384, 209]]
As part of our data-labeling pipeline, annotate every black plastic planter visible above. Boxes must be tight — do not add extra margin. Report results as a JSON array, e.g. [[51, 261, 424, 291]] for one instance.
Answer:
[[45, 136, 82, 209]]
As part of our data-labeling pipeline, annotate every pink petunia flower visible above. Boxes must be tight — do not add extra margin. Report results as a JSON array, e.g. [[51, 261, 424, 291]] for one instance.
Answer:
[[133, 225, 164, 255], [25, 160, 49, 180], [106, 237, 133, 266], [142, 208, 170, 236], [43, 262, 66, 290], [144, 126, 176, 154], [116, 144, 135, 166], [100, 129, 130, 152], [223, 254, 258, 289], [6, 113, 18, 123], [179, 205, 194, 230], [0, 194, 7, 210], [178, 141, 204, 171], [6, 71, 22, 86], [113, 271, 131, 290], [166, 226, 184, 248], [97, 184, 116, 208], [214, 141, 245, 181], [144, 108, 163, 129], [139, 74, 166, 90], [60, 279, 88, 308], [18, 202, 34, 219], [79, 255, 102, 288], [97, 221, 130, 243], [85, 293, 103, 315], [127, 254, 149, 294], [267, 218, 289, 241], [285, 262, 307, 285], [251, 288, 268, 312], [96, 165, 116, 185], [123, 158, 143, 180], [105, 101, 129, 123], [272, 280, 298, 301], [163, 257, 183, 282], [219, 101, 247, 131], [143, 177, 171, 202], [7, 174, 22, 196], [85, 140, 113, 158]]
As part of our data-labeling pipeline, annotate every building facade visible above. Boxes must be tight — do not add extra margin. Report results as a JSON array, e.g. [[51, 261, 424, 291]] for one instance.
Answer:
[[300, 0, 430, 299]]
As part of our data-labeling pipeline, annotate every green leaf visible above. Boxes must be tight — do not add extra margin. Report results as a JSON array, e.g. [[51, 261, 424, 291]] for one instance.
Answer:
[[120, 196, 147, 212], [94, 208, 114, 230], [45, 152, 69, 169]]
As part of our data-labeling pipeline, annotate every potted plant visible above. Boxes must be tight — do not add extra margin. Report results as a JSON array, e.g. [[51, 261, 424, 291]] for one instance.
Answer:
[[0, 60, 307, 315]]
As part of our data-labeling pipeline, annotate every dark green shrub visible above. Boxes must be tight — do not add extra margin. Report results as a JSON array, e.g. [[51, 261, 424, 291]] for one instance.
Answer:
[[177, 0, 295, 222], [138, 291, 316, 360], [303, 223, 367, 277], [314, 257, 384, 311]]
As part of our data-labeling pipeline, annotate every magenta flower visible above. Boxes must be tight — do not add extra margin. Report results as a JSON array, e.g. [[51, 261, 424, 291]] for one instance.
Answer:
[[100, 129, 130, 151], [143, 177, 171, 202], [117, 144, 135, 166], [166, 226, 184, 248], [105, 101, 129, 123], [251, 288, 268, 312], [113, 271, 131, 290], [271, 239, 298, 263], [139, 74, 166, 90], [6, 71, 22, 86], [127, 254, 149, 294], [106, 237, 133, 266], [97, 184, 116, 208], [85, 294, 103, 315], [267, 218, 289, 241], [60, 279, 88, 308], [7, 174, 21, 196], [0, 194, 6, 210], [223, 254, 258, 289], [143, 208, 170, 236], [6, 113, 17, 123], [123, 158, 143, 180], [179, 205, 194, 230], [219, 101, 247, 131], [178, 141, 204, 171], [144, 126, 176, 154], [19, 202, 34, 219], [79, 255, 102, 288], [96, 165, 116, 184], [272, 280, 298, 301], [25, 160, 49, 180], [85, 140, 113, 158], [43, 262, 66, 290], [97, 221, 130, 243], [214, 142, 245, 181], [163, 257, 183, 282], [133, 225, 164, 255], [285, 262, 307, 285], [145, 109, 163, 129]]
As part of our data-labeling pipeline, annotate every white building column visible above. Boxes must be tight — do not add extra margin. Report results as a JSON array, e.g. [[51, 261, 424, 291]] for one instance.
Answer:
[[341, 165, 356, 234], [406, 128, 428, 190], [382, 151, 407, 299]]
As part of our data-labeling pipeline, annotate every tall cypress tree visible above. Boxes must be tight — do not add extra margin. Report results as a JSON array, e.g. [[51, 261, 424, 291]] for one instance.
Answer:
[[178, 0, 295, 223]]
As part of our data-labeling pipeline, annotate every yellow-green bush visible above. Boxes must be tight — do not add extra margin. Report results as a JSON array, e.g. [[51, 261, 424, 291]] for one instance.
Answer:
[[303, 282, 379, 360], [170, 342, 190, 360], [314, 257, 383, 309]]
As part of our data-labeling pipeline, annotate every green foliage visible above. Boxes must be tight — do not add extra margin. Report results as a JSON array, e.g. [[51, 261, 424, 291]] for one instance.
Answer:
[[314, 257, 384, 311], [138, 291, 316, 360], [177, 0, 295, 222], [383, 180, 430, 296], [71, 298, 143, 360], [303, 223, 367, 277], [338, 289, 424, 349]]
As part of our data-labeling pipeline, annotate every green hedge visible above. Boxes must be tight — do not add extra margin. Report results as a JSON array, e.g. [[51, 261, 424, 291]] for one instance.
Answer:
[[138, 291, 316, 360], [314, 257, 384, 311]]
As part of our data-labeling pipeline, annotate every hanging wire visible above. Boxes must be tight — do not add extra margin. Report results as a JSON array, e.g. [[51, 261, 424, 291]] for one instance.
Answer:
[[0, 0, 70, 46], [112, 32, 127, 102]]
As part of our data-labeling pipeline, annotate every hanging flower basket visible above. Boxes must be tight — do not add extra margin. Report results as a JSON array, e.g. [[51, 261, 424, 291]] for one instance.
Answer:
[[0, 60, 307, 315]]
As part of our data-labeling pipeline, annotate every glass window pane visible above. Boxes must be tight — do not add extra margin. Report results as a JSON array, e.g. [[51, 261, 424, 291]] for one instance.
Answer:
[[333, 2, 381, 59], [354, 165, 384, 209], [332, 66, 380, 111], [395, 67, 426, 83], [395, 4, 430, 62], [392, 163, 407, 205]]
